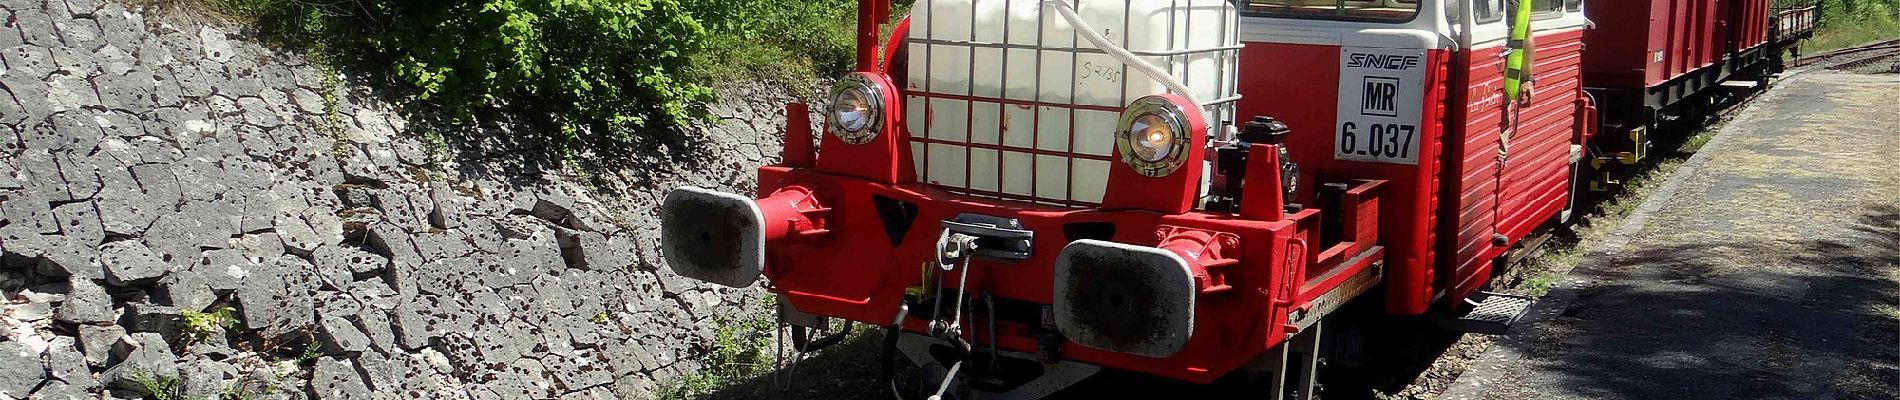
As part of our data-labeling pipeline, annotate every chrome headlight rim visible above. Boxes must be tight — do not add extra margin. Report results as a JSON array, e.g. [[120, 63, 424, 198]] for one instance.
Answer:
[[828, 73, 885, 145], [1115, 95, 1195, 178]]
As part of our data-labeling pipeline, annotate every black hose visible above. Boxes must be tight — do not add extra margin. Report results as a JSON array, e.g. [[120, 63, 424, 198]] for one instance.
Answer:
[[883, 322, 904, 398], [885, 296, 917, 399], [792, 322, 855, 353]]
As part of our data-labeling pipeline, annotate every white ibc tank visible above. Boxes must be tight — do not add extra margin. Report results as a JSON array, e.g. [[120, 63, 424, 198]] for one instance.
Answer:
[[904, 0, 1238, 205]]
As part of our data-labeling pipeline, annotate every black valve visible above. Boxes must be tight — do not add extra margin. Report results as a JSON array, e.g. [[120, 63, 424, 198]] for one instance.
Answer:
[[1243, 116, 1301, 198], [1240, 116, 1291, 145]]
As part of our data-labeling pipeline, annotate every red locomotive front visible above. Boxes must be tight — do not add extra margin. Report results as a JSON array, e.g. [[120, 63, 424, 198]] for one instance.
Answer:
[[661, 0, 1611, 396], [665, 0, 1388, 386]]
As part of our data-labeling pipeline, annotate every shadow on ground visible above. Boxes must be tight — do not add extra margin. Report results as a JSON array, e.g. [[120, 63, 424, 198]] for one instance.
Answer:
[[698, 331, 886, 400], [1500, 205, 1899, 400], [691, 295, 1470, 400]]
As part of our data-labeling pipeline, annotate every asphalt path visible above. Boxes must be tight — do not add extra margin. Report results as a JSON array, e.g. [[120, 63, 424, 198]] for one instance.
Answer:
[[1442, 70, 1900, 400]]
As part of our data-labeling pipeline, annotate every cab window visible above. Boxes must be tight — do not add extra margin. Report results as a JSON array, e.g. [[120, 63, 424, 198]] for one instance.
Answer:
[[1445, 0, 1507, 24], [1449, 0, 1569, 24], [1530, 0, 1568, 18], [1242, 0, 1421, 22]]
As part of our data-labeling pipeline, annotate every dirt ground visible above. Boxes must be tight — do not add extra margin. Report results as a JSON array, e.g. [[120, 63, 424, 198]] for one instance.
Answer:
[[1440, 70, 1900, 400]]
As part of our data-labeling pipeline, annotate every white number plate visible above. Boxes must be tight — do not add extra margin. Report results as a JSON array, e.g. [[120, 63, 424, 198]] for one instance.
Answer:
[[1335, 47, 1428, 165]]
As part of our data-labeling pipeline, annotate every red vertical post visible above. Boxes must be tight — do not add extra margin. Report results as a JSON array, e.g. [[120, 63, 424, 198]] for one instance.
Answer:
[[1237, 144, 1285, 222], [783, 102, 815, 167], [856, 0, 886, 72]]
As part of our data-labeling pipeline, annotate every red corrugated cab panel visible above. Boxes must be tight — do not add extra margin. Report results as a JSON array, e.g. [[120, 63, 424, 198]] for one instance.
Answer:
[[1444, 28, 1587, 302]]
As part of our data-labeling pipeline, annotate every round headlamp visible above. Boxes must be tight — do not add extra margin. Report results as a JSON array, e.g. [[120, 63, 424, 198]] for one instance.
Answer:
[[1115, 95, 1196, 177], [828, 73, 885, 145]]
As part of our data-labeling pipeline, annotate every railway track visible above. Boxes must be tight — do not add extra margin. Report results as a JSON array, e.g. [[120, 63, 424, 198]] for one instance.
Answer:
[[1798, 38, 1900, 71]]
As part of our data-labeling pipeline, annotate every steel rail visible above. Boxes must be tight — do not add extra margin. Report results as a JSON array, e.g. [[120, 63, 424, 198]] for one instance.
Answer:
[[1796, 38, 1900, 68]]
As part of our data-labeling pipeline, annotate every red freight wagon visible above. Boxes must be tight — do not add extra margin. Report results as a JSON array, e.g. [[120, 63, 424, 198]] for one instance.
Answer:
[[1583, 0, 1816, 177], [656, 0, 1817, 398]]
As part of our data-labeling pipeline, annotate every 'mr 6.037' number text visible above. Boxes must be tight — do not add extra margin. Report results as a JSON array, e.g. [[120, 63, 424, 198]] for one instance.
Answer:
[[1339, 122, 1417, 162]]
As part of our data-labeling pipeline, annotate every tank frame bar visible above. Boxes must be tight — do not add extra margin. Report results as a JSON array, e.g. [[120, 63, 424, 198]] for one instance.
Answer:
[[904, 0, 1243, 206]]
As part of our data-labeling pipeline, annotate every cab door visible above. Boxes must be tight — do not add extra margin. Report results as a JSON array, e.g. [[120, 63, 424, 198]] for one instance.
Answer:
[[1442, 0, 1590, 304]]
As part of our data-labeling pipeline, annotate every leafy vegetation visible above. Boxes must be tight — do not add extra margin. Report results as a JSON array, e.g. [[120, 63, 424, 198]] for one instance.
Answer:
[[685, 0, 863, 85], [221, 388, 256, 400], [1805, 0, 1900, 51], [181, 306, 243, 345], [657, 311, 779, 399], [297, 338, 323, 364], [201, 0, 876, 164], [130, 370, 181, 400], [1520, 265, 1569, 297]]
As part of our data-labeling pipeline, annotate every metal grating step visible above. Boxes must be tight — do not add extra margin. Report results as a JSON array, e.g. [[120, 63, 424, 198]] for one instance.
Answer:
[[1437, 292, 1536, 335]]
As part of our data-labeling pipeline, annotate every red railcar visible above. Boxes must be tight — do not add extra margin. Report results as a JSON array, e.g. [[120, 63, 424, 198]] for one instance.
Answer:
[[1583, 0, 1806, 90], [656, 0, 1815, 398], [1584, 0, 1816, 174]]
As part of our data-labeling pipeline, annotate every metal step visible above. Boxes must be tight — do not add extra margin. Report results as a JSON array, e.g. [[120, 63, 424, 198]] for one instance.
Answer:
[[1438, 292, 1536, 335]]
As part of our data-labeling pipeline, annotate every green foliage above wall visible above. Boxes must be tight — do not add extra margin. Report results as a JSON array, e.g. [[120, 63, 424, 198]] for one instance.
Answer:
[[215, 0, 876, 162]]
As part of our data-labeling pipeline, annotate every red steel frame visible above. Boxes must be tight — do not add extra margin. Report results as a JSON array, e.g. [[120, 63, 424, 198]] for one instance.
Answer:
[[757, 162, 1384, 382], [744, 0, 1387, 383]]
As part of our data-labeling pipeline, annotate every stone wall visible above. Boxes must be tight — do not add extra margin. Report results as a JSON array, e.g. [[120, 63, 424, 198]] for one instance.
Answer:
[[0, 0, 799, 398]]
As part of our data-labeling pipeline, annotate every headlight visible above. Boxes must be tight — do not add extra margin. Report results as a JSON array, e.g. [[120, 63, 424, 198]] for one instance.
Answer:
[[1115, 95, 1196, 177], [828, 73, 885, 145]]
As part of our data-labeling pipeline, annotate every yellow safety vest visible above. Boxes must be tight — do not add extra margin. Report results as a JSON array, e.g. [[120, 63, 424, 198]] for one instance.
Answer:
[[1505, 0, 1535, 103]]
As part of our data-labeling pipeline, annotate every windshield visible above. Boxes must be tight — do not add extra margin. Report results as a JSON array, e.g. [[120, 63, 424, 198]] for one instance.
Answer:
[[1445, 0, 1579, 24], [1241, 0, 1421, 22]]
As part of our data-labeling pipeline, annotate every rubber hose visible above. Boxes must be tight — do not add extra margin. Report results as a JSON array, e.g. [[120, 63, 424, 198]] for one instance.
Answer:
[[883, 323, 904, 398], [1043, 0, 1206, 108]]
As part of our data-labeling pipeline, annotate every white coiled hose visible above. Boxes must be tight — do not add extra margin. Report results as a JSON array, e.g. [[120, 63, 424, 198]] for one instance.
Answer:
[[1043, 0, 1206, 109]]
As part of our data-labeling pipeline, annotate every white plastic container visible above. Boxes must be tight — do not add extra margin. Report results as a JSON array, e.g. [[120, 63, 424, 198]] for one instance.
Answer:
[[904, 0, 1238, 205]]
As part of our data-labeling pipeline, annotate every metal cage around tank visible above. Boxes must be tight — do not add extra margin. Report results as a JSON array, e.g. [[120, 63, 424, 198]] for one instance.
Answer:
[[902, 0, 1243, 207]]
